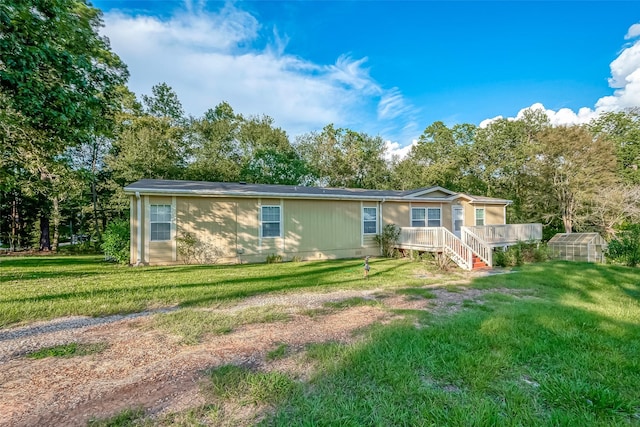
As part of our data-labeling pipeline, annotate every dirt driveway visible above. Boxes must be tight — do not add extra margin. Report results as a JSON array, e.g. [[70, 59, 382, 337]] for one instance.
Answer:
[[0, 272, 514, 426]]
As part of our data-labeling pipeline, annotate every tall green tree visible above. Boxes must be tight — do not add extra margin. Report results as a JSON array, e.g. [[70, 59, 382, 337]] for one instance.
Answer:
[[589, 109, 640, 184], [470, 110, 550, 222], [186, 102, 244, 182], [392, 122, 475, 191], [529, 126, 617, 233], [187, 102, 310, 185], [106, 116, 186, 209], [142, 82, 185, 124], [238, 115, 310, 185], [297, 124, 389, 188], [1, 0, 128, 249]]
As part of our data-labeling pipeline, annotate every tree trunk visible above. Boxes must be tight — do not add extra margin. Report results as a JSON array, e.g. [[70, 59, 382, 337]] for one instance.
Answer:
[[10, 194, 18, 251], [91, 142, 102, 243], [52, 196, 60, 251], [39, 211, 51, 251]]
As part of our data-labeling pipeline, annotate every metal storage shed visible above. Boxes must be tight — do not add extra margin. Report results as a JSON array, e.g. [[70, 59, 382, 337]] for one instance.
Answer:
[[548, 233, 608, 263]]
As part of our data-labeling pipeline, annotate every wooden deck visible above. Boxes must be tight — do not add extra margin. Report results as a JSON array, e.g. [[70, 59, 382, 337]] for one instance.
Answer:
[[395, 224, 542, 270], [463, 224, 542, 247]]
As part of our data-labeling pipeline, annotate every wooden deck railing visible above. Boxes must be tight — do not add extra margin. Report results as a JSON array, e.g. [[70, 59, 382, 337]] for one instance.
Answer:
[[463, 224, 542, 246], [461, 227, 493, 267], [397, 227, 473, 270], [399, 227, 442, 249], [396, 223, 542, 270], [441, 228, 473, 270]]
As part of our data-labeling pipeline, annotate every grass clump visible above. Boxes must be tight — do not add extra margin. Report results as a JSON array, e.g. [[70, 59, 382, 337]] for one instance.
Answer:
[[153, 306, 290, 344], [26, 342, 108, 359], [205, 365, 299, 405], [299, 307, 334, 318], [266, 343, 289, 361], [87, 407, 146, 427], [395, 287, 436, 299], [157, 404, 221, 426], [265, 253, 283, 264], [323, 297, 379, 309], [389, 309, 433, 326]]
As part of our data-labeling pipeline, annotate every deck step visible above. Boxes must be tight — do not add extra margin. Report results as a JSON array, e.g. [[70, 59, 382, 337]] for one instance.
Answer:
[[472, 255, 488, 270]]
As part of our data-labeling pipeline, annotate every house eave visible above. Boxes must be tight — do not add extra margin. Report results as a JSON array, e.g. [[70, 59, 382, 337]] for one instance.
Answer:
[[122, 187, 460, 203]]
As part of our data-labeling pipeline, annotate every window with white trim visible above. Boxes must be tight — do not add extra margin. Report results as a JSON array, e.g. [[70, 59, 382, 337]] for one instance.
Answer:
[[150, 204, 172, 241], [427, 208, 441, 227], [261, 206, 281, 238], [411, 208, 426, 227], [475, 208, 485, 226], [363, 207, 377, 234], [411, 207, 441, 227]]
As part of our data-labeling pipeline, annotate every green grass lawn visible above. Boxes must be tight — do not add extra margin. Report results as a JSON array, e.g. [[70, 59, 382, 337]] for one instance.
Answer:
[[3, 256, 640, 425], [262, 261, 640, 426], [0, 255, 434, 327]]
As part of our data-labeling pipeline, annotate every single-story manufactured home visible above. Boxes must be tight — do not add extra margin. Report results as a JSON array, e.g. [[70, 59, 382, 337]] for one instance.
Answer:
[[124, 179, 541, 269]]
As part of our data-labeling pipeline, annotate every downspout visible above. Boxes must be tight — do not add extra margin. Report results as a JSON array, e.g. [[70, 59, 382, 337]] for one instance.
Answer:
[[379, 198, 386, 256], [136, 191, 142, 266]]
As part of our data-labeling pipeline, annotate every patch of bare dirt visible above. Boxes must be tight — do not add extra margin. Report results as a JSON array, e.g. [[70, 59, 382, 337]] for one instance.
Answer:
[[0, 273, 527, 427]]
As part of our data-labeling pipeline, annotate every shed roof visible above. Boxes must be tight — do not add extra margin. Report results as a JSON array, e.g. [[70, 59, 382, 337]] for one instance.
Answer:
[[124, 179, 512, 204], [548, 233, 607, 244]]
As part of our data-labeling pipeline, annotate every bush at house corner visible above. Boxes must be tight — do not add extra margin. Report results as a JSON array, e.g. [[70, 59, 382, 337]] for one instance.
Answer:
[[101, 219, 130, 264]]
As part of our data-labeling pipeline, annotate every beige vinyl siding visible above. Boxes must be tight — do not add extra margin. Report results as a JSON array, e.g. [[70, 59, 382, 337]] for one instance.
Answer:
[[284, 199, 362, 255], [177, 197, 238, 260], [236, 199, 260, 256], [462, 201, 475, 226], [141, 195, 514, 265], [465, 203, 506, 226], [486, 204, 505, 224], [382, 202, 410, 228], [441, 204, 452, 232]]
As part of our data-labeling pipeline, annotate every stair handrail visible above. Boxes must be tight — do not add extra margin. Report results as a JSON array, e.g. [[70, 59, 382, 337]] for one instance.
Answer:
[[440, 228, 474, 270], [461, 226, 493, 267]]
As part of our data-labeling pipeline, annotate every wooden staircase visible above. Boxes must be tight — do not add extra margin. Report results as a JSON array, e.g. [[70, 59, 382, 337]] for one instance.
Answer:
[[396, 227, 493, 271], [471, 254, 489, 270]]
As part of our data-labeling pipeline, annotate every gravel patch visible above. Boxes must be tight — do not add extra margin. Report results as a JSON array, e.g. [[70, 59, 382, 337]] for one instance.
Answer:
[[0, 277, 529, 427]]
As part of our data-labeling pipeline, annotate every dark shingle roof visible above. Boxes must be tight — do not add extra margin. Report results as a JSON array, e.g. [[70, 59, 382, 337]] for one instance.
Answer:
[[124, 179, 511, 204]]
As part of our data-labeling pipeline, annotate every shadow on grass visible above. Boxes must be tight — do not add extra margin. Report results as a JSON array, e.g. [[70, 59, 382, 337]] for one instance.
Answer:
[[0, 258, 407, 327], [263, 263, 640, 425], [473, 261, 640, 308]]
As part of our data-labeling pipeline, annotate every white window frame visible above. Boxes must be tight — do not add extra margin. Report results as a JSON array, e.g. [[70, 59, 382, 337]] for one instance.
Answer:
[[411, 208, 426, 227], [363, 207, 378, 235], [261, 205, 282, 238], [150, 204, 172, 241], [475, 208, 485, 226], [427, 208, 441, 227], [410, 207, 441, 227]]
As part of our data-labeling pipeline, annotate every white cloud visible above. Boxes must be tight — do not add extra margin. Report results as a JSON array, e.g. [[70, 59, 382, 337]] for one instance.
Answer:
[[377, 88, 412, 120], [384, 139, 417, 160], [101, 3, 413, 140], [489, 22, 640, 128], [625, 23, 640, 40]]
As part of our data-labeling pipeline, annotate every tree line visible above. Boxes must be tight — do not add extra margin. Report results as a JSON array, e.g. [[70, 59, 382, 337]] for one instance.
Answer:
[[2, 0, 640, 252]]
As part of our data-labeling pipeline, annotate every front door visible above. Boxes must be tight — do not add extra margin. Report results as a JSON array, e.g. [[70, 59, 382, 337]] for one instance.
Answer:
[[452, 206, 464, 238]]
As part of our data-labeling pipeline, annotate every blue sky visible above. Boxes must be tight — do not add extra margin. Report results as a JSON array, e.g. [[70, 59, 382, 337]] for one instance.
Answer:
[[93, 1, 640, 156]]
